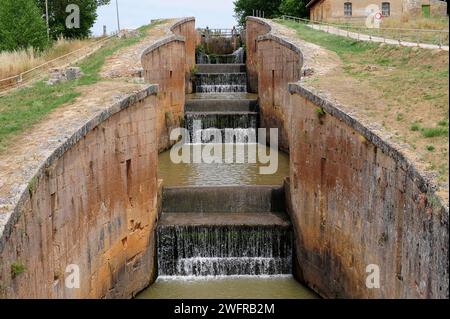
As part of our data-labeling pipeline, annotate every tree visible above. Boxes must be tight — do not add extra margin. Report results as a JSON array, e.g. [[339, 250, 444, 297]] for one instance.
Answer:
[[279, 0, 308, 18], [234, 0, 282, 25], [0, 0, 48, 51], [34, 0, 110, 39]]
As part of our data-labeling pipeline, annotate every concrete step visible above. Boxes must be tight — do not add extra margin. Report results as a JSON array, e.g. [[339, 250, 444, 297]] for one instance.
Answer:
[[185, 98, 258, 112], [159, 212, 291, 227], [196, 64, 246, 74], [162, 186, 285, 213]]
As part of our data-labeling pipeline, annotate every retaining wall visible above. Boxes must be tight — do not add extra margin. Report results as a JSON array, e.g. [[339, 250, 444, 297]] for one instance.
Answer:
[[0, 17, 196, 299], [246, 17, 302, 152], [288, 84, 449, 299], [0, 87, 159, 298], [249, 17, 449, 299], [141, 17, 196, 152]]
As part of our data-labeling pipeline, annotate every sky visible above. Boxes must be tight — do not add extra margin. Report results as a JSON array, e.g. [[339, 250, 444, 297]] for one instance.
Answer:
[[92, 0, 237, 36]]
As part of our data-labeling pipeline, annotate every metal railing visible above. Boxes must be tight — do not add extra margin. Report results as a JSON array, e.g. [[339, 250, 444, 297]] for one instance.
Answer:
[[197, 28, 243, 37], [0, 34, 117, 95], [280, 15, 449, 48]]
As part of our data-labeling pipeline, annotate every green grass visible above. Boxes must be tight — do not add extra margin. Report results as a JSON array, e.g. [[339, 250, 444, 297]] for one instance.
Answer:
[[422, 127, 449, 138], [0, 22, 162, 153], [277, 18, 449, 184], [276, 20, 378, 58]]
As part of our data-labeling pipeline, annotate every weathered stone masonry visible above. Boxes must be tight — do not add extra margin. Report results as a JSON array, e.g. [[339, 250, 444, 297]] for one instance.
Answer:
[[288, 85, 448, 299], [0, 86, 158, 298], [246, 17, 302, 152], [141, 17, 196, 152], [247, 17, 449, 299], [0, 17, 197, 299]]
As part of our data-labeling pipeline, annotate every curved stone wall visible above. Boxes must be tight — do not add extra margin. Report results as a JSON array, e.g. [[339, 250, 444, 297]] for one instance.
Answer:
[[0, 18, 196, 299], [248, 17, 449, 299], [246, 17, 303, 152], [0, 86, 159, 298], [141, 17, 196, 152]]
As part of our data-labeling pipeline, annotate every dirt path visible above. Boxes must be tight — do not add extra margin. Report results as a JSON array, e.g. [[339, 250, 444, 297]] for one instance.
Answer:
[[270, 20, 449, 202], [0, 20, 176, 223], [100, 20, 174, 79]]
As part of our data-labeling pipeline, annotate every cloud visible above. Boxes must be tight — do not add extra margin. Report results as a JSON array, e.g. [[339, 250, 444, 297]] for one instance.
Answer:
[[93, 0, 237, 35]]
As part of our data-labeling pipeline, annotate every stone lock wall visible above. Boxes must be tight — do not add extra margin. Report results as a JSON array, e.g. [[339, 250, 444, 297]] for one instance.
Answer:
[[171, 18, 197, 94], [141, 18, 196, 152], [249, 17, 449, 299], [246, 17, 302, 153], [246, 18, 271, 94], [0, 87, 159, 298], [287, 85, 449, 299]]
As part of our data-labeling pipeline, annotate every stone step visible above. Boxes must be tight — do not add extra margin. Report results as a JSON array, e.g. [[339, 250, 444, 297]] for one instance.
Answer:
[[185, 98, 258, 112], [159, 212, 291, 227], [157, 214, 293, 276], [185, 111, 258, 116], [196, 64, 246, 73], [162, 186, 285, 213]]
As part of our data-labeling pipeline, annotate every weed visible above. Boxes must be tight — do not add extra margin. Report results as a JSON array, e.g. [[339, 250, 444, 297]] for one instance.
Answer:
[[422, 127, 448, 138], [410, 123, 421, 131], [315, 107, 326, 123], [11, 262, 26, 278]]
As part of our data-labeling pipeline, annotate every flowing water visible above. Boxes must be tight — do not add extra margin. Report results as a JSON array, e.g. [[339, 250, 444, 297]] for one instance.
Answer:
[[139, 50, 318, 299], [195, 73, 247, 93], [158, 225, 292, 276], [158, 144, 290, 186]]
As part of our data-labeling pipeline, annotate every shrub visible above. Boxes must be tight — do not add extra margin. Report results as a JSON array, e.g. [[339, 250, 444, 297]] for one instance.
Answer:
[[0, 0, 48, 51]]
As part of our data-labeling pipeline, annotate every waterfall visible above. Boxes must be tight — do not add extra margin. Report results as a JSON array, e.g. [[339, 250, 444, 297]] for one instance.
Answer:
[[231, 47, 245, 64], [196, 48, 245, 65], [195, 73, 247, 93], [158, 225, 292, 276], [184, 112, 258, 143]]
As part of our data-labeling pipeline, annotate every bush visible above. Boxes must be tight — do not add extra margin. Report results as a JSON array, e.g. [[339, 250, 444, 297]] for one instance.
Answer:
[[0, 0, 48, 52]]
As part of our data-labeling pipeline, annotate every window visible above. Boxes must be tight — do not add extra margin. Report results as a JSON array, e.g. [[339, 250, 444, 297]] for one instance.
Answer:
[[382, 2, 390, 17], [344, 2, 352, 17]]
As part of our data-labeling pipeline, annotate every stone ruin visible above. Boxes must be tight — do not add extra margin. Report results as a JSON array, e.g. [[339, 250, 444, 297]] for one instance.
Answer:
[[47, 66, 83, 85]]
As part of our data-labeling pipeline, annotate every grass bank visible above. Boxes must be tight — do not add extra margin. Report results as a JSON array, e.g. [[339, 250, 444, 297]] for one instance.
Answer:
[[0, 37, 95, 80], [0, 22, 164, 153], [277, 19, 449, 185]]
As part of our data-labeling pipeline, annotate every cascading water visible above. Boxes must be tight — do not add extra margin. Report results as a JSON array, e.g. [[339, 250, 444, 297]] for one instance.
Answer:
[[139, 34, 316, 300], [195, 73, 247, 93], [185, 112, 258, 143], [158, 225, 293, 277], [196, 48, 245, 65], [157, 43, 295, 282]]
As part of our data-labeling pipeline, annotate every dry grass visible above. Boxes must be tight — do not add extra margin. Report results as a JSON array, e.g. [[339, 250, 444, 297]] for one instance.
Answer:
[[381, 15, 449, 30], [0, 37, 94, 79]]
